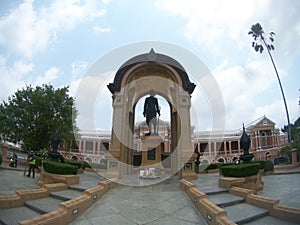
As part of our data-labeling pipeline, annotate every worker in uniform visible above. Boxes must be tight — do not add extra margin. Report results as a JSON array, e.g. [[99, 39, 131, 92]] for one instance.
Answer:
[[26, 151, 36, 178]]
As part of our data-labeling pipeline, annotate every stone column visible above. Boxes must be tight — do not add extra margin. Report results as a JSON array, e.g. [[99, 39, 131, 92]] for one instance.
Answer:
[[83, 141, 86, 154], [106, 94, 125, 179], [224, 141, 227, 155], [271, 130, 275, 148], [214, 142, 217, 156], [93, 141, 96, 155], [291, 149, 298, 165], [255, 131, 258, 150]]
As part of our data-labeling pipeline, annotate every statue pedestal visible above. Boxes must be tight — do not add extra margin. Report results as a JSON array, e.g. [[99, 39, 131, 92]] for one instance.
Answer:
[[140, 135, 163, 168]]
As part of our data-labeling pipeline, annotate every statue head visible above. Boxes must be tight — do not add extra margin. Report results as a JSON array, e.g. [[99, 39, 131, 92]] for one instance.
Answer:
[[149, 90, 155, 97]]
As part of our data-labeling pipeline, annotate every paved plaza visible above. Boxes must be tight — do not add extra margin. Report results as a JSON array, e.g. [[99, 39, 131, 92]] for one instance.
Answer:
[[0, 163, 300, 224]]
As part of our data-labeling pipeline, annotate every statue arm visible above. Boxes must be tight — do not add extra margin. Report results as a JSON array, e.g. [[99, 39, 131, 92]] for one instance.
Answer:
[[155, 99, 160, 115]]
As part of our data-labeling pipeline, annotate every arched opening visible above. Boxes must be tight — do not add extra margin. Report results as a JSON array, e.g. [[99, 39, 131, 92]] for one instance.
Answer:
[[85, 157, 92, 163], [132, 95, 172, 169], [71, 155, 78, 161], [218, 157, 226, 163]]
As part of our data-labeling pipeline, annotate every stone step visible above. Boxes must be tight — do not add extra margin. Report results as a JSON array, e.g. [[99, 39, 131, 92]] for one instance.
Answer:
[[245, 215, 300, 225], [208, 193, 245, 208], [0, 206, 41, 225], [204, 188, 228, 195], [68, 185, 86, 192], [24, 197, 63, 214], [50, 189, 83, 201], [223, 203, 269, 225]]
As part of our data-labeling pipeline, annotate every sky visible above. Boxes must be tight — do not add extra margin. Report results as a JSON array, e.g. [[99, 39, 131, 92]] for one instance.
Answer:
[[0, 0, 300, 133]]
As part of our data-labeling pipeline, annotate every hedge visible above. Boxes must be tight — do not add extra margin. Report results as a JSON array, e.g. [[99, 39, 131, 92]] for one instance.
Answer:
[[221, 163, 260, 177], [251, 160, 266, 170], [65, 160, 82, 169], [43, 160, 78, 175], [82, 161, 92, 169], [264, 160, 274, 172], [205, 163, 220, 170], [35, 156, 43, 167]]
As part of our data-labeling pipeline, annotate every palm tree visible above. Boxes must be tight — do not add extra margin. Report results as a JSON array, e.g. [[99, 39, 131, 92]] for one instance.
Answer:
[[248, 22, 292, 146]]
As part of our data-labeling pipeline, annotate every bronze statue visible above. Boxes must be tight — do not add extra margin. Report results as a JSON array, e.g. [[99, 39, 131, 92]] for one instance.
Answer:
[[143, 91, 160, 135], [50, 129, 61, 152], [49, 129, 64, 163], [239, 124, 254, 163]]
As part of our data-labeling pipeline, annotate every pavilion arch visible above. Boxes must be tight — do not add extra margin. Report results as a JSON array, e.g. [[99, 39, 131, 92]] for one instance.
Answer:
[[106, 49, 196, 179], [71, 155, 78, 161]]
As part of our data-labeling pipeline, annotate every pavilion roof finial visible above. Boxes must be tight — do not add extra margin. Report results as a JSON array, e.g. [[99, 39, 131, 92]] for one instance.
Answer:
[[147, 48, 157, 61]]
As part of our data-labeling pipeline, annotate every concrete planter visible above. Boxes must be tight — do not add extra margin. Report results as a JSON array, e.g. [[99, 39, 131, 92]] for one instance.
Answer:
[[219, 170, 264, 191], [38, 169, 79, 187]]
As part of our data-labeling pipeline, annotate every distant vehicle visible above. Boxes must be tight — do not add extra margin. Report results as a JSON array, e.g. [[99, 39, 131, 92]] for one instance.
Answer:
[[274, 156, 290, 165]]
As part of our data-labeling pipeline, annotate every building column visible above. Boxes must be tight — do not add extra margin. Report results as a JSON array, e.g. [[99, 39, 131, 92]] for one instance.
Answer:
[[93, 141, 96, 155], [78, 140, 81, 152], [238, 140, 241, 154], [223, 141, 227, 155], [255, 131, 258, 150], [229, 141, 232, 155], [271, 130, 275, 148], [214, 142, 217, 156], [97, 141, 101, 155], [83, 141, 86, 154], [208, 142, 212, 157]]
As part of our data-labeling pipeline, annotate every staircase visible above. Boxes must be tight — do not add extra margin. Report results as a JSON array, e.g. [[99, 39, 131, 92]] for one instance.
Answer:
[[207, 189, 300, 225], [0, 187, 84, 225], [191, 173, 299, 225], [0, 172, 106, 225], [207, 190, 268, 224]]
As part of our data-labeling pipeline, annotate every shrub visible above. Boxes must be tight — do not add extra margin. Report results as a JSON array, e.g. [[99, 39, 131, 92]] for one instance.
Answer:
[[251, 160, 266, 170], [43, 160, 78, 175], [65, 160, 82, 169], [221, 163, 260, 177], [82, 161, 92, 169], [219, 162, 235, 169], [205, 163, 220, 170], [264, 160, 274, 172], [35, 156, 43, 167]]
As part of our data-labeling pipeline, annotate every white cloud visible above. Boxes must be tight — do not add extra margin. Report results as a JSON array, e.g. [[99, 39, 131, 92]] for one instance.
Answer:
[[155, 0, 300, 59], [254, 97, 299, 129], [74, 72, 114, 130], [0, 0, 107, 58], [71, 61, 88, 79], [34, 66, 59, 85], [0, 56, 33, 101], [93, 25, 111, 33], [155, 0, 300, 131], [212, 59, 285, 129]]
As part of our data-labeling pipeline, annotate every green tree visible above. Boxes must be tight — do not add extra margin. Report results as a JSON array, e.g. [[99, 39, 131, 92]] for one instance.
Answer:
[[248, 22, 292, 146], [282, 117, 300, 149], [0, 84, 78, 151]]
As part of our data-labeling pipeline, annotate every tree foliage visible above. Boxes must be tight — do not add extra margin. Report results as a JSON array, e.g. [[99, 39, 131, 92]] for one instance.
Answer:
[[0, 84, 78, 151], [248, 22, 275, 53], [282, 117, 300, 149]]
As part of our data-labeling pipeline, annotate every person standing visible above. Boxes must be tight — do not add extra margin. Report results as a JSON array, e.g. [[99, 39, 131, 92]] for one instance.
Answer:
[[27, 151, 36, 178], [12, 153, 18, 168]]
